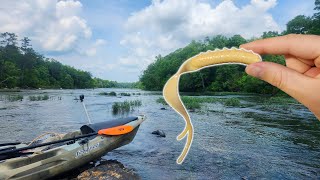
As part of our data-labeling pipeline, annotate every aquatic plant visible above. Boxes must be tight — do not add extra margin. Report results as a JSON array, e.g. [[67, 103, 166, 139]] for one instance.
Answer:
[[265, 96, 298, 104], [157, 96, 220, 110], [29, 95, 50, 101], [6, 95, 24, 102], [43, 94, 49, 100], [156, 96, 242, 109], [223, 98, 241, 107], [112, 100, 142, 115], [99, 91, 117, 96], [156, 97, 167, 105], [129, 100, 142, 106]]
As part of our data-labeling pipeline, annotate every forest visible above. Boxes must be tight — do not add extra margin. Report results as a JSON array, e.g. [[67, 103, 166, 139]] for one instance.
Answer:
[[0, 34, 137, 89], [139, 0, 320, 94], [0, 34, 93, 89]]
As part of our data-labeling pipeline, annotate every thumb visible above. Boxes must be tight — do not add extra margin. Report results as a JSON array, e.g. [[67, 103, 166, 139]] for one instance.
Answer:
[[245, 62, 313, 102]]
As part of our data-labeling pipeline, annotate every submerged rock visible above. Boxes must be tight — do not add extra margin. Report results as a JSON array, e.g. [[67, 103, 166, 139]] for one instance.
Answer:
[[75, 160, 140, 180], [151, 130, 166, 138]]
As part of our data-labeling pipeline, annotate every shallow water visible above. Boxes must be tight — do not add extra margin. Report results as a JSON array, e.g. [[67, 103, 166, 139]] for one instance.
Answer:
[[0, 89, 319, 179]]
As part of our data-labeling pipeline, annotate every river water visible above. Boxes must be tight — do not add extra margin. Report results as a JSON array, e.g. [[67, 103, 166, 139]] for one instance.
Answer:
[[0, 89, 319, 179]]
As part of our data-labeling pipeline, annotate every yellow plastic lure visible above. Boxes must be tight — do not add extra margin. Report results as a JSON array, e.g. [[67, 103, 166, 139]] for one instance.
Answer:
[[163, 47, 262, 164]]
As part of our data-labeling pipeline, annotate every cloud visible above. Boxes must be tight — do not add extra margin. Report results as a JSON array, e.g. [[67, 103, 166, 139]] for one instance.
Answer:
[[0, 0, 92, 53], [120, 0, 281, 75], [84, 39, 107, 56]]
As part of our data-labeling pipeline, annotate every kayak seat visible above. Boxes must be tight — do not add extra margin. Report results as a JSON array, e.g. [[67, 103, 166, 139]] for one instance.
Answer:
[[80, 116, 138, 134]]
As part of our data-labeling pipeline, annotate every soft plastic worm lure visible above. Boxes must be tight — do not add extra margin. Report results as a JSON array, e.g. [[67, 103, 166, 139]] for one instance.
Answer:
[[163, 48, 262, 164]]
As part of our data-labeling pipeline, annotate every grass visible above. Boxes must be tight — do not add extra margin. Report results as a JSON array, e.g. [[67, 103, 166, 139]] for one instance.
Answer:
[[258, 96, 297, 113], [223, 98, 241, 107], [181, 91, 259, 96], [129, 99, 142, 106], [264, 96, 298, 104], [112, 100, 142, 115], [156, 97, 167, 105], [29, 94, 49, 101], [4, 95, 24, 102], [156, 96, 241, 110], [99, 91, 117, 96]]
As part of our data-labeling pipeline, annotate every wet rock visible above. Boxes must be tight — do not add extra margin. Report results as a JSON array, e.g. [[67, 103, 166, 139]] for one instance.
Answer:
[[151, 130, 166, 138], [160, 107, 166, 110], [75, 160, 140, 180]]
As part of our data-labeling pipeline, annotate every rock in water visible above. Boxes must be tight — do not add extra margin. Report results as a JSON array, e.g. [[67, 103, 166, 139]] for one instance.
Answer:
[[76, 160, 140, 180], [151, 130, 166, 138]]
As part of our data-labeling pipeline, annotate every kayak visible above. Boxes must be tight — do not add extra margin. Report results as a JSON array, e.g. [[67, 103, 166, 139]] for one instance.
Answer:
[[0, 115, 146, 180]]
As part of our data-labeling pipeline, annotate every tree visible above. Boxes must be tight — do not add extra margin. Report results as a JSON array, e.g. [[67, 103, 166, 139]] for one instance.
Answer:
[[227, 35, 246, 47], [310, 0, 320, 35], [315, 0, 320, 15], [262, 31, 280, 39], [0, 61, 19, 88], [0, 32, 18, 47], [20, 37, 32, 54], [0, 33, 106, 89], [286, 15, 312, 34]]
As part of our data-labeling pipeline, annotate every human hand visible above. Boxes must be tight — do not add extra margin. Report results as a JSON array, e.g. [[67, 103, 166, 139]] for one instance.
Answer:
[[240, 34, 320, 120]]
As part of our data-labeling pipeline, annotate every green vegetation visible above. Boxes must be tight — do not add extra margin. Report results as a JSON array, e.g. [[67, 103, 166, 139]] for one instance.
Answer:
[[29, 94, 49, 101], [224, 98, 241, 107], [265, 96, 298, 104], [112, 100, 142, 115], [99, 91, 117, 96], [119, 92, 131, 96], [156, 96, 241, 110], [5, 95, 24, 102], [0, 33, 140, 89], [140, 1, 320, 94], [129, 100, 142, 107], [93, 79, 140, 89], [156, 97, 167, 105], [0, 33, 94, 89]]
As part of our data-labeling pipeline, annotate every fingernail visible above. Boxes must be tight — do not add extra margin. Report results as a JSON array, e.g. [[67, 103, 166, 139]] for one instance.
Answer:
[[246, 64, 263, 78]]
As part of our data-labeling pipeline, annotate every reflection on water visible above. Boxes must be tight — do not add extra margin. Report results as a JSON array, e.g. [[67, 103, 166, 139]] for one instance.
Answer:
[[0, 89, 320, 179]]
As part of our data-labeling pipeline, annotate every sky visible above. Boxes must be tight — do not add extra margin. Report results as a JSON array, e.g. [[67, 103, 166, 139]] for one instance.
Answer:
[[0, 0, 316, 82]]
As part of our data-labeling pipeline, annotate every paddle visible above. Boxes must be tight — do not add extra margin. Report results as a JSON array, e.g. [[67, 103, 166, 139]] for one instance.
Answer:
[[0, 142, 21, 147], [0, 124, 134, 157]]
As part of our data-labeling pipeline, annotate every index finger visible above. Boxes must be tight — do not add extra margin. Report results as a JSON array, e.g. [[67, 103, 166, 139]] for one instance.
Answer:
[[240, 34, 320, 60]]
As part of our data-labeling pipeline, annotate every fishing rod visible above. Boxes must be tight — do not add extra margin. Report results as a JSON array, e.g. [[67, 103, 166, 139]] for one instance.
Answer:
[[80, 95, 92, 124], [0, 132, 98, 156]]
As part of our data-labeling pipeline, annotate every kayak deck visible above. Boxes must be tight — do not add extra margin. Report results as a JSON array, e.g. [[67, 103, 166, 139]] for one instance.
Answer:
[[0, 115, 145, 180]]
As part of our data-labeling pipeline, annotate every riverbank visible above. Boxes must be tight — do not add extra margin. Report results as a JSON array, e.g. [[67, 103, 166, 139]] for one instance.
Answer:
[[0, 89, 21, 92]]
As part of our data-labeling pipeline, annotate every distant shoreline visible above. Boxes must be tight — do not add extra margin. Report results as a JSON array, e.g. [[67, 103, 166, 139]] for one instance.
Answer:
[[0, 87, 141, 92], [0, 88, 283, 97]]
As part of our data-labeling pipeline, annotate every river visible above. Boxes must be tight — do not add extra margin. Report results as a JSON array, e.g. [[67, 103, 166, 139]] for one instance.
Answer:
[[0, 89, 319, 179]]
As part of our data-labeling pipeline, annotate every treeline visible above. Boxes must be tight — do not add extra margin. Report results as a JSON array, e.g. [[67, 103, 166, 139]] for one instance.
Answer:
[[0, 33, 137, 89], [139, 0, 320, 94], [0, 33, 94, 89], [93, 78, 140, 89]]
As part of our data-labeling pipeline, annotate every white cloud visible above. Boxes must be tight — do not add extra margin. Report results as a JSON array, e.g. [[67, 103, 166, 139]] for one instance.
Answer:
[[120, 0, 281, 75], [0, 0, 92, 53], [84, 39, 107, 56]]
